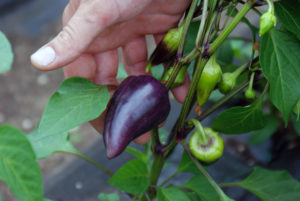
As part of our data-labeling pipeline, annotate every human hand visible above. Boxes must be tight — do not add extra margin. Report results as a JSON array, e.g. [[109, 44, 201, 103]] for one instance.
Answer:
[[31, 0, 192, 143]]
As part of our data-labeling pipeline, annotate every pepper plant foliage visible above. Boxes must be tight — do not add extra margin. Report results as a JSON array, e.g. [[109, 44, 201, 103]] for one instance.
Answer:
[[1, 0, 300, 201]]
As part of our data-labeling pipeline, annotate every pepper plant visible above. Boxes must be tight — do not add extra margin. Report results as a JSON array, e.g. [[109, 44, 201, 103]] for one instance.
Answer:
[[1, 0, 300, 201]]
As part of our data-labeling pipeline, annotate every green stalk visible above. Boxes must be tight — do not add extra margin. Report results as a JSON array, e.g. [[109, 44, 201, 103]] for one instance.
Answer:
[[196, 0, 209, 47], [181, 141, 227, 201], [209, 0, 257, 54], [177, 0, 200, 55], [188, 118, 209, 145], [58, 151, 113, 177]]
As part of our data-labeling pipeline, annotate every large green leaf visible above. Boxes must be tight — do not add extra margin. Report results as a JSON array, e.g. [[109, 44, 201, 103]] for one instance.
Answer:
[[108, 159, 150, 194], [0, 31, 13, 73], [275, 0, 300, 41], [260, 29, 300, 124], [0, 125, 43, 201], [181, 175, 234, 201], [157, 187, 191, 201], [212, 99, 265, 134], [98, 193, 120, 201], [237, 167, 300, 201], [38, 77, 110, 136], [249, 115, 280, 145], [177, 151, 199, 174], [27, 129, 78, 159]]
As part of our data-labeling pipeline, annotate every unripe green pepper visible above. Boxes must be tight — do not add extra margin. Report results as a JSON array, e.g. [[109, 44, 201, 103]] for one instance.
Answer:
[[197, 54, 222, 107], [245, 88, 256, 99], [161, 65, 187, 88], [244, 72, 256, 99], [146, 26, 184, 72], [259, 11, 277, 36], [218, 72, 236, 94], [219, 63, 247, 94], [188, 119, 224, 163]]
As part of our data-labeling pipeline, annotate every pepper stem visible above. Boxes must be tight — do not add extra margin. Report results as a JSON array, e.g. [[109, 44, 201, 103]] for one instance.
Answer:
[[266, 0, 275, 14], [188, 118, 209, 145]]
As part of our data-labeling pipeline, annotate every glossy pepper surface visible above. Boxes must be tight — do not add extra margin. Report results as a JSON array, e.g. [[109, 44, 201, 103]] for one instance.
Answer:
[[103, 75, 171, 159], [197, 54, 222, 106]]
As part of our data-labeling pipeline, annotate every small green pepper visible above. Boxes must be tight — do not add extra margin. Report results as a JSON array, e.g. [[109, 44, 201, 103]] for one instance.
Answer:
[[188, 119, 224, 163], [259, 11, 277, 36], [146, 26, 184, 72], [197, 54, 222, 107], [161, 65, 187, 88], [244, 72, 256, 99]]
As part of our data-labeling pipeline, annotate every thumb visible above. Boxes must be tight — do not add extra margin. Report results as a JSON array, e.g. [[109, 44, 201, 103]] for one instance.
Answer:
[[31, 2, 119, 71]]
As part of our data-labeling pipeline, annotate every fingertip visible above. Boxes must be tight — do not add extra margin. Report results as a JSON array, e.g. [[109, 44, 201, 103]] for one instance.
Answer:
[[171, 73, 191, 103], [31, 46, 57, 71], [134, 132, 151, 144]]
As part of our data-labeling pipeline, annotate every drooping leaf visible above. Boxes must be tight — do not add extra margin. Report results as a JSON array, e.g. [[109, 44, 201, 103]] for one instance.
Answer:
[[98, 192, 120, 201], [275, 0, 300, 41], [249, 115, 280, 145], [157, 187, 191, 201], [125, 146, 147, 163], [237, 166, 300, 201], [260, 29, 300, 124], [177, 151, 199, 174], [0, 125, 43, 201], [0, 31, 13, 73], [108, 159, 150, 194], [212, 99, 266, 134], [181, 174, 234, 201], [39, 77, 110, 137], [185, 192, 202, 201], [27, 129, 78, 159]]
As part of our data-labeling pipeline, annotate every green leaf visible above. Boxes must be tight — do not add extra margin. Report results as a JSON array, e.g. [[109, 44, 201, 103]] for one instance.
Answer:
[[212, 99, 266, 134], [0, 125, 43, 201], [98, 193, 120, 201], [27, 129, 78, 159], [237, 166, 300, 201], [216, 40, 234, 65], [185, 192, 201, 201], [177, 151, 199, 174], [249, 115, 280, 145], [260, 29, 300, 124], [157, 187, 191, 201], [39, 77, 110, 136], [108, 159, 150, 194], [181, 175, 234, 201], [0, 31, 13, 73], [125, 146, 147, 163], [184, 21, 200, 54], [275, 0, 300, 41]]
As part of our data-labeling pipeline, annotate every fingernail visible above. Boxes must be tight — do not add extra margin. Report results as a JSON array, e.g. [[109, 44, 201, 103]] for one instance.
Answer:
[[31, 46, 56, 67]]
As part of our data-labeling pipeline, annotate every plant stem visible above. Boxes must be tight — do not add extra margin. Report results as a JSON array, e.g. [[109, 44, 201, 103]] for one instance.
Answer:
[[188, 118, 208, 145], [209, 0, 257, 54], [199, 80, 249, 121], [181, 141, 227, 201], [196, 0, 209, 48], [159, 170, 178, 187], [58, 151, 113, 177], [177, 0, 199, 56], [219, 182, 241, 188]]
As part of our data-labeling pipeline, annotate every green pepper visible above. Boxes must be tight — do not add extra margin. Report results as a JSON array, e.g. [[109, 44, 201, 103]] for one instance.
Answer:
[[161, 65, 187, 88], [196, 54, 222, 107], [188, 119, 224, 163], [146, 26, 184, 72], [259, 11, 277, 36], [244, 72, 256, 99], [219, 63, 247, 94]]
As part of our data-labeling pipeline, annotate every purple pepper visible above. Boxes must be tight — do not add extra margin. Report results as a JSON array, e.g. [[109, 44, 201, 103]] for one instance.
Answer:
[[103, 75, 171, 159]]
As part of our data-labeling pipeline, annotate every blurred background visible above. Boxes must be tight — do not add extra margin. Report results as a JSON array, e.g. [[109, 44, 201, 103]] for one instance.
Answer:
[[0, 1, 300, 201]]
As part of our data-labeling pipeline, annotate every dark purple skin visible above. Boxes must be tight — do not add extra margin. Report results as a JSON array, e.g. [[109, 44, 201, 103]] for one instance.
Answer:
[[150, 42, 176, 65], [103, 75, 171, 159]]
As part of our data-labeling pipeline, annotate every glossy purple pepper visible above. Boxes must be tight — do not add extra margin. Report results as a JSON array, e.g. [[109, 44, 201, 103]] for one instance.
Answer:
[[103, 75, 171, 159]]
